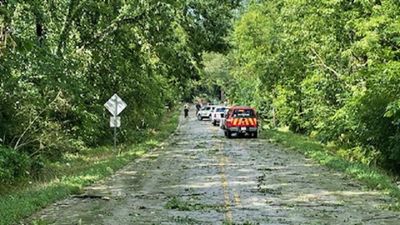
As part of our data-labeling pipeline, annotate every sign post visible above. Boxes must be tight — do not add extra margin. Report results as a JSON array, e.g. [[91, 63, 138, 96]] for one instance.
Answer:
[[104, 94, 127, 152]]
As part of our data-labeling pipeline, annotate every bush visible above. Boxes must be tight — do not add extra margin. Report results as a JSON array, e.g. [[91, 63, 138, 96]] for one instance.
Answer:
[[0, 146, 31, 184]]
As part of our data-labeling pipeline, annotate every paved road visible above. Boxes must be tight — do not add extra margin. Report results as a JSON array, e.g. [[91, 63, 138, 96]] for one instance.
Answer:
[[30, 111, 400, 224]]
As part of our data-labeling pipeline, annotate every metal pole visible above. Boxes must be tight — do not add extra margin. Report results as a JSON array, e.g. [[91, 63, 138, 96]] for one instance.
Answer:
[[114, 120, 117, 151], [114, 96, 118, 152]]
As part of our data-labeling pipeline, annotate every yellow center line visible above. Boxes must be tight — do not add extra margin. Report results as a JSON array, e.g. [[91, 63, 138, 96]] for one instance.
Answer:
[[224, 156, 242, 208], [219, 155, 233, 222], [234, 192, 241, 207], [214, 127, 233, 223]]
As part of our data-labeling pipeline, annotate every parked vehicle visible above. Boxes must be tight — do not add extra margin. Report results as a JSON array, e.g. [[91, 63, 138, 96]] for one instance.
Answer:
[[197, 105, 216, 120], [211, 106, 228, 126], [219, 108, 230, 129], [221, 106, 258, 138]]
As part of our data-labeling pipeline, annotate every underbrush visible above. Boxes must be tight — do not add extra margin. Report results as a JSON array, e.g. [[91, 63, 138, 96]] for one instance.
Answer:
[[0, 109, 180, 225], [0, 147, 31, 185], [262, 128, 400, 210]]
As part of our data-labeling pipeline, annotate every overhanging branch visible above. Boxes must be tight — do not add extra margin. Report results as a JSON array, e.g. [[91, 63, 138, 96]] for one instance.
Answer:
[[310, 47, 341, 78], [79, 5, 160, 49]]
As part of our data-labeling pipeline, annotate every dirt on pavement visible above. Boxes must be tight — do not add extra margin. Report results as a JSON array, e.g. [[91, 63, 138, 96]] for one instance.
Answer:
[[28, 110, 400, 225]]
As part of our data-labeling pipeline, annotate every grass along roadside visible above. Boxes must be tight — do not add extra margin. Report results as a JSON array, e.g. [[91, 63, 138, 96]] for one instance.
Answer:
[[0, 109, 180, 225], [261, 128, 400, 210]]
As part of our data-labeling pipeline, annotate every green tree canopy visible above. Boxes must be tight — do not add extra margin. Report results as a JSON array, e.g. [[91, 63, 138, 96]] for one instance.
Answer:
[[226, 0, 400, 171], [0, 0, 239, 182]]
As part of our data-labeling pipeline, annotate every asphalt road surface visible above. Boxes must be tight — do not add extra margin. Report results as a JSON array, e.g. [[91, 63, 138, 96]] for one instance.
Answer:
[[29, 110, 400, 224]]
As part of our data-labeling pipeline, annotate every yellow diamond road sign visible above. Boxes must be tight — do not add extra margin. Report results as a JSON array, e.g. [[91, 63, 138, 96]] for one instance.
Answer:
[[104, 94, 127, 116]]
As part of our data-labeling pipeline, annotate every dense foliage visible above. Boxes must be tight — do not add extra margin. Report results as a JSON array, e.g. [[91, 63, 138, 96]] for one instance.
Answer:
[[0, 0, 239, 182], [226, 0, 400, 172]]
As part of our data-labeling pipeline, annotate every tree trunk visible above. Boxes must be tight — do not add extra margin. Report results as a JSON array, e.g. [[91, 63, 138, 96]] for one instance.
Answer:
[[31, 2, 45, 46], [57, 0, 78, 56]]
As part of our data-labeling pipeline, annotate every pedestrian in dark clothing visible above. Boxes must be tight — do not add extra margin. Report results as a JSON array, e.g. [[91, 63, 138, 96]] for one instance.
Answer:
[[184, 104, 189, 118], [195, 103, 201, 114]]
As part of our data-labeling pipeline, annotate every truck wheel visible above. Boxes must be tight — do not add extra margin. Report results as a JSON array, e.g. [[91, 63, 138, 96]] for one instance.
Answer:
[[253, 132, 258, 138], [197, 115, 202, 121], [226, 130, 232, 138], [212, 121, 217, 126]]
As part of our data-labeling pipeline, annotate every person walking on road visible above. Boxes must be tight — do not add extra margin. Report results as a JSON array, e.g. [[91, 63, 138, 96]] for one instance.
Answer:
[[184, 103, 189, 118], [195, 102, 201, 115]]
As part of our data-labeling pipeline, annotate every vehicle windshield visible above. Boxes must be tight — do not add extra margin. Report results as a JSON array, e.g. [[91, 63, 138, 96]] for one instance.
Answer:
[[232, 109, 255, 118], [202, 107, 211, 111], [216, 108, 226, 112]]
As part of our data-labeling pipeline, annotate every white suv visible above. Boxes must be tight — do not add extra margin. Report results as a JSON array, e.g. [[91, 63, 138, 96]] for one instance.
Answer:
[[211, 106, 228, 126], [197, 105, 216, 120]]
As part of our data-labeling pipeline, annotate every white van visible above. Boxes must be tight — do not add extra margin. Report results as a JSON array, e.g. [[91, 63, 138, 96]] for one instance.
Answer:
[[211, 106, 228, 126], [197, 105, 217, 120]]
